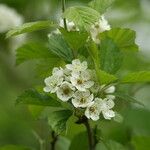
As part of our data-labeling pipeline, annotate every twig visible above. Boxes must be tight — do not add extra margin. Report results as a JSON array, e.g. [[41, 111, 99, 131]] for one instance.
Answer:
[[62, 0, 67, 30], [51, 131, 58, 150], [76, 116, 94, 150]]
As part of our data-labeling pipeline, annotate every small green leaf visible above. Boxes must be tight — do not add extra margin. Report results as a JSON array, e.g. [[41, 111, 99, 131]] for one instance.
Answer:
[[98, 70, 118, 84], [48, 33, 74, 62], [0, 145, 32, 150], [100, 37, 123, 74], [16, 89, 61, 107], [121, 71, 150, 83], [89, 0, 114, 14], [16, 42, 57, 65], [48, 110, 72, 134], [63, 6, 100, 30], [60, 28, 88, 50], [100, 28, 139, 52], [113, 92, 144, 106], [6, 21, 56, 38]]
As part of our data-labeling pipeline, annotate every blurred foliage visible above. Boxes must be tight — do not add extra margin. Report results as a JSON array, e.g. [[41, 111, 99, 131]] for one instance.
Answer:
[[0, 0, 150, 149]]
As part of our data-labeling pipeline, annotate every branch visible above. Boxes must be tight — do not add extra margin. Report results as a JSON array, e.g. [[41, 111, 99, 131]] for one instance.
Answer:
[[51, 131, 58, 150], [62, 0, 67, 30], [76, 116, 94, 150]]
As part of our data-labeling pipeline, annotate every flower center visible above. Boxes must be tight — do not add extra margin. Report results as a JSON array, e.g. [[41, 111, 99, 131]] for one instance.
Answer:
[[63, 88, 70, 95], [95, 24, 99, 29], [89, 107, 95, 113], [80, 98, 86, 103], [77, 79, 83, 85]]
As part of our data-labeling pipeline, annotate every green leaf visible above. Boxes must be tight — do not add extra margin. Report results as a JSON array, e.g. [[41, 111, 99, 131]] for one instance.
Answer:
[[121, 71, 150, 83], [87, 41, 117, 84], [63, 6, 100, 30], [16, 42, 57, 65], [131, 136, 150, 150], [96, 140, 127, 150], [113, 92, 144, 106], [69, 131, 89, 150], [98, 70, 118, 84], [100, 37, 123, 74], [0, 145, 31, 150], [48, 33, 74, 62], [35, 58, 63, 78], [28, 105, 44, 119], [6, 21, 56, 38], [60, 28, 88, 50], [16, 89, 61, 107], [100, 28, 139, 52], [89, 0, 114, 14], [48, 110, 72, 134]]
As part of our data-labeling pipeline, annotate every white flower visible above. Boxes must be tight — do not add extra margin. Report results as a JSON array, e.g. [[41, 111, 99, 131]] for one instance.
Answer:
[[0, 4, 23, 33], [101, 85, 116, 100], [59, 19, 79, 31], [72, 90, 94, 108], [85, 100, 100, 121], [56, 81, 75, 102], [52, 67, 64, 77], [43, 75, 63, 93], [70, 70, 94, 91], [98, 98, 115, 120], [66, 59, 88, 73], [90, 15, 111, 44]]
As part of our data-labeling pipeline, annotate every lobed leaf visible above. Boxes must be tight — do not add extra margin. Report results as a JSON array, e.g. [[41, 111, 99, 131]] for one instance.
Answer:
[[100, 37, 123, 74], [60, 28, 88, 50], [89, 0, 115, 14], [121, 71, 150, 83], [48, 110, 72, 134], [16, 42, 57, 65], [6, 21, 56, 38], [48, 33, 74, 62], [63, 6, 100, 30], [100, 28, 139, 52], [16, 89, 61, 107], [98, 70, 118, 84]]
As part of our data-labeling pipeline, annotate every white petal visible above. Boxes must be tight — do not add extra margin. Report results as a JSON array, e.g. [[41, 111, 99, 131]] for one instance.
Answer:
[[83, 81, 94, 89], [91, 114, 100, 121], [85, 109, 90, 119], [43, 86, 51, 92], [72, 59, 81, 65], [105, 86, 115, 93], [102, 110, 115, 120], [66, 64, 73, 70], [71, 98, 79, 108], [106, 94, 116, 100], [106, 99, 115, 109]]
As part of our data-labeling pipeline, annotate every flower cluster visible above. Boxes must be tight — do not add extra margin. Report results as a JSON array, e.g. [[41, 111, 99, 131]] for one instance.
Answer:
[[52, 15, 110, 44], [44, 59, 115, 121], [90, 15, 111, 44]]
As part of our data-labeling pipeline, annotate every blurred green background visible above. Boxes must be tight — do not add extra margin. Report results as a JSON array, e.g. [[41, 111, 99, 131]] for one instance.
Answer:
[[0, 0, 150, 149]]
